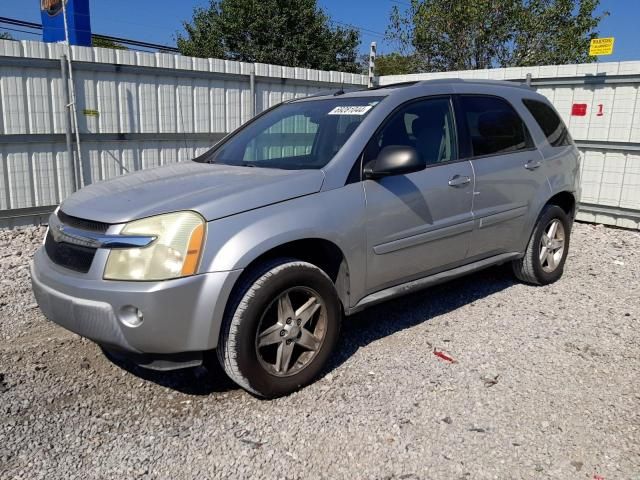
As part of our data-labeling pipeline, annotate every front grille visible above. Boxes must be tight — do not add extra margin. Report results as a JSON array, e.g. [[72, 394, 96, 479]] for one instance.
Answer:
[[45, 232, 97, 273], [57, 210, 110, 233]]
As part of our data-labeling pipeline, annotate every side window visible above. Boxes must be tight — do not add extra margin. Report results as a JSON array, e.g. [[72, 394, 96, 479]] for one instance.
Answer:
[[458, 96, 533, 157], [368, 97, 457, 166], [522, 99, 572, 147]]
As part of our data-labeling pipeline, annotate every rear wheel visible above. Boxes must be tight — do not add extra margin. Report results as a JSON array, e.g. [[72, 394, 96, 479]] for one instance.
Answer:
[[217, 258, 341, 398], [512, 204, 571, 285]]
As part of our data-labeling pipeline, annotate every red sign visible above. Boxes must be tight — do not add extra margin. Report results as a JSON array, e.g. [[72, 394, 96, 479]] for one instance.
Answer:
[[571, 103, 588, 116]]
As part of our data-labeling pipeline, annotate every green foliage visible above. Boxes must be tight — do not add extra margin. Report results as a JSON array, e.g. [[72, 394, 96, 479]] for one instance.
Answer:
[[511, 0, 606, 66], [386, 0, 607, 73], [177, 0, 361, 73], [375, 53, 419, 76], [0, 31, 13, 40], [92, 36, 127, 50]]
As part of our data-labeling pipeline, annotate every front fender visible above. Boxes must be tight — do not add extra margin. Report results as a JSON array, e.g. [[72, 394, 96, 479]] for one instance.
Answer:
[[199, 183, 367, 306]]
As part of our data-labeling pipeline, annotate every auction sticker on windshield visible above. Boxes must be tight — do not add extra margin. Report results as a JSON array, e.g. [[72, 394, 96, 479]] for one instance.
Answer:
[[328, 105, 373, 115]]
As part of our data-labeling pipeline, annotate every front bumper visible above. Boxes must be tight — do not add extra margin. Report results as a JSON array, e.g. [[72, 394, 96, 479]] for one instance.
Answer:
[[31, 247, 242, 356]]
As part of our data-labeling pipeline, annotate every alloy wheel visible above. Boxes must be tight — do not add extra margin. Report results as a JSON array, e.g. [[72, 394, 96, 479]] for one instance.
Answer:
[[255, 287, 327, 376], [539, 219, 565, 273]]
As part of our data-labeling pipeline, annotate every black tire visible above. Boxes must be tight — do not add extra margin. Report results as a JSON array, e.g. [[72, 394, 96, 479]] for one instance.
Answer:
[[216, 258, 341, 398], [512, 204, 571, 285]]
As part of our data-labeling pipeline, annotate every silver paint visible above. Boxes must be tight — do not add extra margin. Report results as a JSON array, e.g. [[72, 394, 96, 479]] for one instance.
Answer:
[[31, 79, 579, 361]]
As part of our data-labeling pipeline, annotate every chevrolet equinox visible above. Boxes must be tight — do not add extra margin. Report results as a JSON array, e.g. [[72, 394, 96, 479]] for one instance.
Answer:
[[31, 79, 580, 398]]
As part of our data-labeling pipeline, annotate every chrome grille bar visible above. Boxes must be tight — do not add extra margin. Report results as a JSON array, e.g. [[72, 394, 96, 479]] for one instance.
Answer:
[[49, 212, 155, 249]]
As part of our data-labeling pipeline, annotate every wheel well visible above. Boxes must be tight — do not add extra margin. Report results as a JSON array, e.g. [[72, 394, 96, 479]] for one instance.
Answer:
[[546, 191, 576, 218], [236, 239, 349, 307]]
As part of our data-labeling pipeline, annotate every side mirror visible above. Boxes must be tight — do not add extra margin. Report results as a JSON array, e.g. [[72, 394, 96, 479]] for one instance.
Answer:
[[363, 146, 426, 180]]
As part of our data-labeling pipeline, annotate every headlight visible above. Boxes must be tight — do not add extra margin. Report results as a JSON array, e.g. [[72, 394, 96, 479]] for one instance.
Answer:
[[104, 211, 205, 281]]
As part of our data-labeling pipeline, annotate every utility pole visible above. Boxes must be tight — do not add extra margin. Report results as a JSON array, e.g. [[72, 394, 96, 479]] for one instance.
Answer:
[[61, 0, 87, 187]]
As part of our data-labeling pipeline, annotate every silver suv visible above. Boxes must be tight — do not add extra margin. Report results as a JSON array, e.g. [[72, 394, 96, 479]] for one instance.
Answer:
[[31, 80, 580, 398]]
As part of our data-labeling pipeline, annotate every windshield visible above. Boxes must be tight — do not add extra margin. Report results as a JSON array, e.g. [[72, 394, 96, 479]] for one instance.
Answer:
[[197, 96, 383, 170]]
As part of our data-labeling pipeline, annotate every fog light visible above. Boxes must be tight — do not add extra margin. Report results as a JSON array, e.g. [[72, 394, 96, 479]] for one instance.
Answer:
[[120, 306, 144, 328]]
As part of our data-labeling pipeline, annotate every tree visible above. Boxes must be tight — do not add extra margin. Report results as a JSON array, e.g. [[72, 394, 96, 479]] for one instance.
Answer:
[[510, 0, 606, 66], [386, 0, 607, 73], [0, 31, 13, 40], [92, 36, 127, 50], [177, 0, 361, 73], [374, 53, 419, 76]]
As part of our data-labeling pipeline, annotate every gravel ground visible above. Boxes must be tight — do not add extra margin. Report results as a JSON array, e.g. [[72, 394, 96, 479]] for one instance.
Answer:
[[0, 222, 639, 479]]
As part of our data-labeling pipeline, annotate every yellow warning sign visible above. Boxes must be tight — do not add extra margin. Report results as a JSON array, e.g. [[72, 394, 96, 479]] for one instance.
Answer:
[[589, 37, 615, 56]]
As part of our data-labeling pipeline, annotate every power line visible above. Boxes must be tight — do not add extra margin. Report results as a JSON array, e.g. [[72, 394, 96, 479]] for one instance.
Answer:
[[92, 34, 179, 52], [0, 25, 156, 53], [0, 16, 179, 52], [4, 11, 381, 47], [0, 15, 393, 54], [331, 19, 387, 38], [0, 17, 41, 29], [28, 6, 179, 34], [0, 26, 41, 37]]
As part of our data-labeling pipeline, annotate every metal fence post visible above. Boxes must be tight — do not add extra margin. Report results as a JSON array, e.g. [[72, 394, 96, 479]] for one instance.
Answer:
[[249, 64, 256, 118], [60, 55, 78, 193], [61, 0, 89, 187]]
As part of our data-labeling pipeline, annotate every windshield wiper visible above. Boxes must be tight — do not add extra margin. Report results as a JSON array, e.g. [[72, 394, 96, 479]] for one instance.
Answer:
[[207, 160, 257, 167]]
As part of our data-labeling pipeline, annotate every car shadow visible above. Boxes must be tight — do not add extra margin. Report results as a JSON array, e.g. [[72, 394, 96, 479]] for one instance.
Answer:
[[378, 175, 434, 225], [106, 264, 516, 396], [104, 348, 237, 396], [325, 264, 516, 374]]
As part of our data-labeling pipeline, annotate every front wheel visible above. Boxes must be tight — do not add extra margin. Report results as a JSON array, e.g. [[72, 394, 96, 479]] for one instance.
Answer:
[[512, 205, 571, 285], [217, 258, 341, 398]]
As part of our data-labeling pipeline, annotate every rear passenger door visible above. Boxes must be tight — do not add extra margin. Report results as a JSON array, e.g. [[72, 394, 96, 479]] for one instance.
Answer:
[[455, 95, 548, 258]]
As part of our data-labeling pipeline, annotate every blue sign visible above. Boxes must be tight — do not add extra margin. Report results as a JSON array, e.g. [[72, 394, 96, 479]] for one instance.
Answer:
[[41, 0, 92, 47]]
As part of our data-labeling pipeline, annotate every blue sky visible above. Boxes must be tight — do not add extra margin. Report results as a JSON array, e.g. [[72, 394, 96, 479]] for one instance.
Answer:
[[1, 0, 637, 62]]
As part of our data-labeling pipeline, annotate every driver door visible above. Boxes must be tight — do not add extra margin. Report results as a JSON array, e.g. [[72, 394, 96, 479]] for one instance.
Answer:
[[363, 97, 475, 293]]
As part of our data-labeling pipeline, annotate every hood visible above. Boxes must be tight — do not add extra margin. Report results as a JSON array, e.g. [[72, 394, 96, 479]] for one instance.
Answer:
[[60, 162, 325, 224]]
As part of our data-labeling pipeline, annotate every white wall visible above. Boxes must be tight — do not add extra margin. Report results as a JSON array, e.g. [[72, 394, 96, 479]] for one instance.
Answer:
[[2, 39, 639, 229], [0, 39, 367, 216]]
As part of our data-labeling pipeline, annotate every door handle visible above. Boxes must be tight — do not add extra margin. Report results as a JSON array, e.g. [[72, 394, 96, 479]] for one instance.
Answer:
[[448, 175, 471, 187], [524, 159, 542, 170]]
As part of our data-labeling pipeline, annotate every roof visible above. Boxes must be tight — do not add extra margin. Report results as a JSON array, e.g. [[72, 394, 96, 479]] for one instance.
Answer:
[[294, 78, 534, 103]]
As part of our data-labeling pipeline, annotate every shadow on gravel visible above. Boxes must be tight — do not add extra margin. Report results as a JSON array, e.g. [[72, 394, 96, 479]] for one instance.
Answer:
[[326, 264, 516, 374], [104, 349, 237, 396], [105, 265, 515, 395]]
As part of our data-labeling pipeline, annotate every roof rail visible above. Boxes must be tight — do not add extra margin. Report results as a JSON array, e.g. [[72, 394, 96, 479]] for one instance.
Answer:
[[376, 78, 532, 90], [423, 78, 532, 89], [368, 81, 420, 90], [301, 86, 367, 100]]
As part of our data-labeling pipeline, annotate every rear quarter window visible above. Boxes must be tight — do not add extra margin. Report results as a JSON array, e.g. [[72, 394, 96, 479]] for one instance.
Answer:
[[458, 95, 533, 157], [522, 99, 572, 147]]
